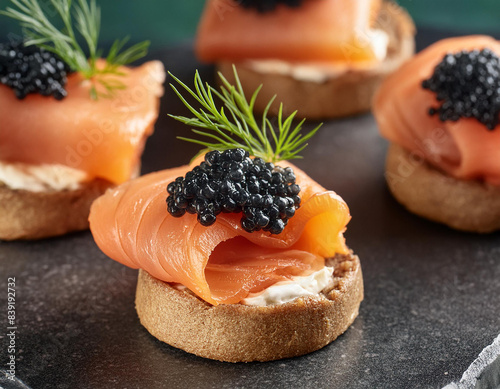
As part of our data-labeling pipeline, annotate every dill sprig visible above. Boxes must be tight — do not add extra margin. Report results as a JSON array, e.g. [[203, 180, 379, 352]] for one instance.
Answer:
[[168, 66, 322, 163], [0, 0, 150, 99]]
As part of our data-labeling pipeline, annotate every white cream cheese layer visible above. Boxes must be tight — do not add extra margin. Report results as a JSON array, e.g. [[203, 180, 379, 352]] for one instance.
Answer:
[[0, 161, 88, 192], [246, 29, 389, 83], [241, 266, 334, 306]]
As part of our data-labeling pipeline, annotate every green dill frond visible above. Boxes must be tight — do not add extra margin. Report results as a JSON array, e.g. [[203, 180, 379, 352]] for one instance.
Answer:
[[168, 66, 322, 163], [0, 0, 150, 100]]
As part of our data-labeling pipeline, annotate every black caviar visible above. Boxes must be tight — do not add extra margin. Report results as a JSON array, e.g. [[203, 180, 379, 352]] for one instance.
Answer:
[[422, 48, 500, 130], [166, 149, 301, 234], [0, 41, 72, 100], [237, 0, 303, 13]]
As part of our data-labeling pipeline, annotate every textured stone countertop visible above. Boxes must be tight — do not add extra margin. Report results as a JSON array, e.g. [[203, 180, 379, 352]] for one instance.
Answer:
[[0, 30, 499, 389]]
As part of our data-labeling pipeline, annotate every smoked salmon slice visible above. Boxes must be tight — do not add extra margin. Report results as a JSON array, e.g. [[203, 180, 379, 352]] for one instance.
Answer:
[[0, 60, 165, 185], [374, 36, 500, 185], [89, 161, 350, 305], [196, 0, 382, 63]]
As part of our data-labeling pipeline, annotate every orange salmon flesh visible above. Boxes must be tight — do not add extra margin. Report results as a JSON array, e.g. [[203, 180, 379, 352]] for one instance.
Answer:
[[196, 0, 383, 63], [0, 60, 165, 184], [89, 161, 351, 305], [374, 36, 500, 185]]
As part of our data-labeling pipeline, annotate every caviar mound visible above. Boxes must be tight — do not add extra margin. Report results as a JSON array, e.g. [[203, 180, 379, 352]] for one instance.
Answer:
[[422, 48, 500, 130], [167, 149, 301, 234], [238, 0, 303, 13], [0, 41, 72, 100]]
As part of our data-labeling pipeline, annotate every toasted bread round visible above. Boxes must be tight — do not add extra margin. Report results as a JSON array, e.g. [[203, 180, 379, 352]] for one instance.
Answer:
[[0, 179, 113, 240], [385, 143, 500, 233], [135, 252, 363, 363], [216, 2, 415, 119]]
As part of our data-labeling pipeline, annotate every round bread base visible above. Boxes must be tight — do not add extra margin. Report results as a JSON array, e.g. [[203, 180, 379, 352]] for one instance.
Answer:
[[0, 179, 113, 240], [135, 253, 363, 363], [217, 2, 415, 119], [386, 144, 500, 233]]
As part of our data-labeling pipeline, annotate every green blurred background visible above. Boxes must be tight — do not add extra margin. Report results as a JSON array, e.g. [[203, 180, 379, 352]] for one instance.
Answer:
[[1, 0, 499, 48]]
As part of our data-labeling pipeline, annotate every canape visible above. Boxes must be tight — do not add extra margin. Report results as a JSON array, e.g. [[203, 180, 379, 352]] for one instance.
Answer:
[[0, 0, 165, 240], [196, 0, 415, 119], [374, 36, 500, 232], [89, 69, 363, 362]]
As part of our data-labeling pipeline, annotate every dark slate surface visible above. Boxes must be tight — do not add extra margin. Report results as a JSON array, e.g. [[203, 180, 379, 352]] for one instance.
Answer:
[[1, 30, 500, 389]]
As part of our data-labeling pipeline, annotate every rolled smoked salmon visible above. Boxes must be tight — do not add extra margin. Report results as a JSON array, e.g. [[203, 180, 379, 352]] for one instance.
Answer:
[[374, 36, 500, 185], [89, 161, 350, 306], [0, 60, 165, 184], [196, 0, 383, 63]]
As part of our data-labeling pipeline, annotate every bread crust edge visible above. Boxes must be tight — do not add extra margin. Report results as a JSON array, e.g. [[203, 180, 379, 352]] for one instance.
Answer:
[[135, 252, 363, 362], [386, 143, 500, 233], [0, 179, 113, 240]]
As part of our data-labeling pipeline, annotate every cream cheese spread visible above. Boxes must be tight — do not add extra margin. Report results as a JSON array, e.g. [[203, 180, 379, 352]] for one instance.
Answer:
[[241, 266, 334, 306], [246, 29, 389, 83], [0, 161, 88, 192]]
